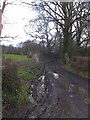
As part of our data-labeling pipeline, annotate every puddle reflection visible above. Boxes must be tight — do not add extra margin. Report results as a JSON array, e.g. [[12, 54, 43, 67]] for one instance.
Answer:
[[53, 73, 59, 79]]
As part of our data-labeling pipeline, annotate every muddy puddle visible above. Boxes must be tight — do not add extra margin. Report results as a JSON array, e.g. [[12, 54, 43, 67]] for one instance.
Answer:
[[28, 75, 47, 104], [27, 71, 88, 118]]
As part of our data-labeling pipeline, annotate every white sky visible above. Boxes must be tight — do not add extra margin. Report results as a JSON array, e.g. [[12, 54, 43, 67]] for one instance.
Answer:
[[1, 0, 38, 46]]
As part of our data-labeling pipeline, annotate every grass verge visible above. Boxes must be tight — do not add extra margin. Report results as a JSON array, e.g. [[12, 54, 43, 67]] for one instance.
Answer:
[[18, 68, 35, 80], [62, 64, 89, 79], [2, 54, 43, 117], [3, 84, 29, 117], [17, 57, 43, 81]]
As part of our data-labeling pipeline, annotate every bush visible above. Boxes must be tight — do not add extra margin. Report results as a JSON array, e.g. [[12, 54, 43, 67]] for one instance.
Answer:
[[2, 58, 20, 94], [2, 58, 29, 117], [71, 56, 89, 71]]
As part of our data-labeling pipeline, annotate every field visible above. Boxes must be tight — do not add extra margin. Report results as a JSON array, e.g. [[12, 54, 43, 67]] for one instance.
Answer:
[[3, 54, 28, 61]]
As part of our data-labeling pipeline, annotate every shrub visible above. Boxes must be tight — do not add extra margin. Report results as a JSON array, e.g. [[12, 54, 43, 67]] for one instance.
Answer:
[[2, 58, 20, 94], [71, 56, 89, 71], [2, 58, 29, 117], [2, 58, 21, 115]]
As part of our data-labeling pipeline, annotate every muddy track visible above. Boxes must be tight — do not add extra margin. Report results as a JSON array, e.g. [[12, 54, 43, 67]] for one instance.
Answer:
[[25, 62, 88, 118]]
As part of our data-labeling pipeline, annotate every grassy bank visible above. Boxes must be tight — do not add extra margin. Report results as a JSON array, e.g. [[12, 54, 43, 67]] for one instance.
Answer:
[[62, 64, 89, 79], [2, 54, 43, 117]]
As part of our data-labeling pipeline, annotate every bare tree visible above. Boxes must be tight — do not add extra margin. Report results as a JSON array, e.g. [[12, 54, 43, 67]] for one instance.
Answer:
[[0, 0, 7, 36], [22, 1, 90, 60], [36, 1, 90, 58], [24, 5, 56, 54]]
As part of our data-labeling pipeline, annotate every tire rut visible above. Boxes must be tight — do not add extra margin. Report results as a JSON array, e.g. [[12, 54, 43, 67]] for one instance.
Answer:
[[25, 62, 88, 118]]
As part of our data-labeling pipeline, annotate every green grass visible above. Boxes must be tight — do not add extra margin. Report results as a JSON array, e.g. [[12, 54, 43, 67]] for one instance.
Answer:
[[17, 85, 29, 106], [18, 68, 35, 80], [62, 64, 89, 79], [3, 84, 29, 112], [2, 54, 43, 117], [3, 54, 42, 81], [2, 54, 41, 117], [3, 54, 28, 61], [17, 63, 42, 80]]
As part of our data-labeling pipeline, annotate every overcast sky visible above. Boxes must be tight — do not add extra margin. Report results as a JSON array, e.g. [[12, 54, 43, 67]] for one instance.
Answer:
[[1, 0, 38, 46]]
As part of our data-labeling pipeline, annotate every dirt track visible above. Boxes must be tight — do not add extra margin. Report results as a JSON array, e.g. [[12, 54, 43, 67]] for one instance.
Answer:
[[25, 61, 89, 118]]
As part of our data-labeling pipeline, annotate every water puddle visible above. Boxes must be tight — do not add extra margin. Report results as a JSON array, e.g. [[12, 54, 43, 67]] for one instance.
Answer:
[[51, 83, 54, 87], [35, 75, 47, 101], [48, 71, 59, 79], [28, 74, 47, 103], [53, 73, 59, 79], [29, 94, 37, 105], [38, 75, 45, 81]]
